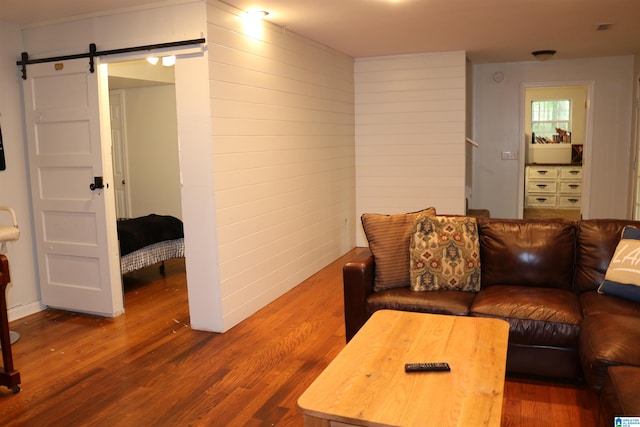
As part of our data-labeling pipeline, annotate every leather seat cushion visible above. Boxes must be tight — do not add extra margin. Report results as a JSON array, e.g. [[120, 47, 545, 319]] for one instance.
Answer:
[[470, 285, 582, 347], [367, 288, 475, 316], [579, 291, 640, 317], [580, 313, 640, 389]]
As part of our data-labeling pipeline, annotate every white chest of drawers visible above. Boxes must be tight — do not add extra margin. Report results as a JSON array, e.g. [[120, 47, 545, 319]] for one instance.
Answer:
[[525, 165, 582, 209]]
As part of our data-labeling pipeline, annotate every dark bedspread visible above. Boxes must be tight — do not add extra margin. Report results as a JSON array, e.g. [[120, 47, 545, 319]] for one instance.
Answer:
[[117, 214, 184, 256]]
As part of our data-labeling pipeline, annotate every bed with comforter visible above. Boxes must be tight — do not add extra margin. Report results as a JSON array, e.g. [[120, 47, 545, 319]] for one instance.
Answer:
[[117, 214, 184, 274]]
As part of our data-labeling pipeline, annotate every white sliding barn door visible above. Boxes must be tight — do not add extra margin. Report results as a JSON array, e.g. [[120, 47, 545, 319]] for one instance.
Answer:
[[23, 58, 124, 316]]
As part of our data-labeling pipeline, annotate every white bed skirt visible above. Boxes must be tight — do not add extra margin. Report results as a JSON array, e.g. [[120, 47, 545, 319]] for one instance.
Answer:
[[120, 238, 184, 275]]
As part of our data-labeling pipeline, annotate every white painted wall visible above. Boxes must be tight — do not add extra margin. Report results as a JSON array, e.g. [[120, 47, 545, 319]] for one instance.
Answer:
[[0, 21, 42, 321], [473, 56, 635, 219], [173, 49, 223, 331], [465, 59, 474, 207], [207, 2, 356, 328], [123, 85, 182, 220], [354, 51, 467, 246]]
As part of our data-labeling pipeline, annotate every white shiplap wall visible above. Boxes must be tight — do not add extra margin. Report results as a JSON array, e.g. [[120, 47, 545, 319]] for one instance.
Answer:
[[355, 52, 467, 246], [207, 2, 355, 328]]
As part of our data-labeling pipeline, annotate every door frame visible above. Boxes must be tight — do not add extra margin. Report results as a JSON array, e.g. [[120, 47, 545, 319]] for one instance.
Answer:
[[518, 80, 595, 219], [99, 47, 224, 331]]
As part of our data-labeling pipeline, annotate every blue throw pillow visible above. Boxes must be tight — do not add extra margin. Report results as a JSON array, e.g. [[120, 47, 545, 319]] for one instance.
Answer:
[[598, 226, 640, 303]]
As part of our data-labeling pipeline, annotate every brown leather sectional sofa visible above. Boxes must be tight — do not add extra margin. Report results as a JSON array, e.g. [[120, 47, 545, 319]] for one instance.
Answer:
[[343, 218, 640, 407]]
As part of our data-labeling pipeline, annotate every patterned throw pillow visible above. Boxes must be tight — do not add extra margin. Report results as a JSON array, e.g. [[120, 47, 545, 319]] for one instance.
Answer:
[[410, 215, 481, 292], [598, 226, 640, 303], [362, 208, 437, 291]]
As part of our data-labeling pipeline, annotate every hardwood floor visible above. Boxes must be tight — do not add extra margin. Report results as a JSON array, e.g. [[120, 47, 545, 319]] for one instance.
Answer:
[[1, 250, 599, 426]]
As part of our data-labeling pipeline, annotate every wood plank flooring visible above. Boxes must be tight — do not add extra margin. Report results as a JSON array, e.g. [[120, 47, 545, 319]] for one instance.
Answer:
[[0, 250, 599, 426]]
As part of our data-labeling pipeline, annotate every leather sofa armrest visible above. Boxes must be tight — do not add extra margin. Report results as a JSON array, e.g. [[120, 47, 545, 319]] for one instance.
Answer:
[[343, 247, 375, 342]]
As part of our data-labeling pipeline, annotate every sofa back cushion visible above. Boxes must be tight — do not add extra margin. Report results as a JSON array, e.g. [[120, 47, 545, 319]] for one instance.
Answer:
[[477, 218, 576, 290], [361, 208, 437, 291], [574, 219, 640, 293]]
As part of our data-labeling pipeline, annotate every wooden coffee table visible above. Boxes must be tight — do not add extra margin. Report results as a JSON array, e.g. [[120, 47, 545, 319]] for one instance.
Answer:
[[298, 310, 509, 426]]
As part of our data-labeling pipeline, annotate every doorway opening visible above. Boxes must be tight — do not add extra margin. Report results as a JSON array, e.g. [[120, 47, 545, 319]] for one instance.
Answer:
[[106, 58, 186, 309], [519, 83, 593, 220], [107, 59, 182, 221], [104, 49, 221, 332]]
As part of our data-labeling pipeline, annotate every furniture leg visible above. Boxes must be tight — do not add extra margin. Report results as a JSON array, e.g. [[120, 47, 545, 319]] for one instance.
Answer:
[[0, 255, 21, 393]]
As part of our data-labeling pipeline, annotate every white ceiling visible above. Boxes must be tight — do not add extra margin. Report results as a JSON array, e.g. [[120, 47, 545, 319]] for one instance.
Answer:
[[1, 0, 640, 63]]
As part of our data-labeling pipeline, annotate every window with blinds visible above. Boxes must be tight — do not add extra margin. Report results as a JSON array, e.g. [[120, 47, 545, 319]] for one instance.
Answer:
[[531, 100, 571, 140]]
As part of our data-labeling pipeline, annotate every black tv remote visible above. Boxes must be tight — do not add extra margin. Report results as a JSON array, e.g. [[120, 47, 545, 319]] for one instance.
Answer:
[[404, 362, 450, 372]]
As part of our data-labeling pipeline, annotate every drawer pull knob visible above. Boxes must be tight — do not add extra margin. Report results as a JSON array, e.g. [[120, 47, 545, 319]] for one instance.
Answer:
[[568, 199, 579, 203], [569, 170, 580, 175], [569, 184, 579, 189], [536, 198, 547, 202], [537, 170, 548, 175], [536, 184, 547, 189]]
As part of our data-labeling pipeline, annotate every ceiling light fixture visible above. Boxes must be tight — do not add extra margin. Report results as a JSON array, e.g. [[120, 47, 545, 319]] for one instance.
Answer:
[[531, 50, 557, 61], [147, 55, 176, 67], [162, 55, 176, 67], [241, 9, 270, 39]]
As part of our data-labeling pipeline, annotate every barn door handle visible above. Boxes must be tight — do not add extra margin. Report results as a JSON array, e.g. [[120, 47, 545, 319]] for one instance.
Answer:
[[90, 176, 104, 191]]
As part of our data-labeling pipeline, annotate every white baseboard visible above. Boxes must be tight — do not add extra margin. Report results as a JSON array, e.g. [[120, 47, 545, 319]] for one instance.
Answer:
[[8, 301, 45, 322]]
